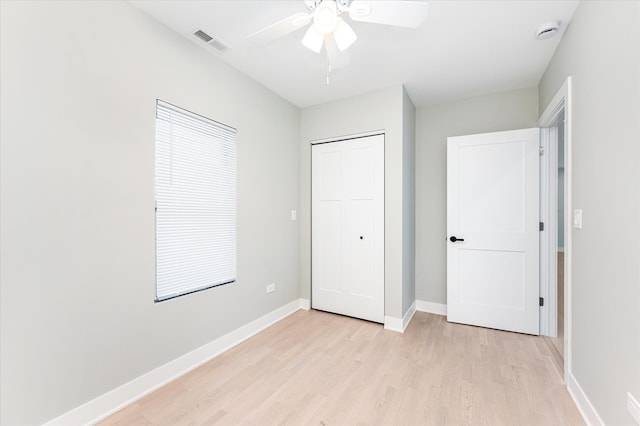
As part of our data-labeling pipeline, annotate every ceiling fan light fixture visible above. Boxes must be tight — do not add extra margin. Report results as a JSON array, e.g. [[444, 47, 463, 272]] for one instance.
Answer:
[[314, 1, 338, 34], [302, 25, 324, 53], [333, 18, 357, 51]]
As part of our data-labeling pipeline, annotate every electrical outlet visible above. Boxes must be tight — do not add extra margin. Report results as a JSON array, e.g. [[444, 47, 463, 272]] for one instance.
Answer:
[[266, 283, 276, 293]]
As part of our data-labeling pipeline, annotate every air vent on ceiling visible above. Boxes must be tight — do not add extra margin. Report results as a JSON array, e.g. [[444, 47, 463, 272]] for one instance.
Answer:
[[208, 38, 230, 53], [193, 29, 213, 43], [193, 29, 230, 53]]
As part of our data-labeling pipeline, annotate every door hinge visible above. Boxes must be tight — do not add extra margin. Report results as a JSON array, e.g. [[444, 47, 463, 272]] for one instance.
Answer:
[[539, 297, 544, 307], [539, 146, 544, 156], [539, 222, 544, 231]]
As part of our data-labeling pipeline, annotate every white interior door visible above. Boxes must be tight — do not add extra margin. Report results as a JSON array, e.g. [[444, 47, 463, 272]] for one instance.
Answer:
[[447, 128, 540, 335], [312, 134, 384, 323]]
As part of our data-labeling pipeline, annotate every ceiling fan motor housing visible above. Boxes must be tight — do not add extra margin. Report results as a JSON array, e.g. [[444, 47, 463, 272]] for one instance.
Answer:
[[314, 1, 338, 33], [306, 0, 351, 13]]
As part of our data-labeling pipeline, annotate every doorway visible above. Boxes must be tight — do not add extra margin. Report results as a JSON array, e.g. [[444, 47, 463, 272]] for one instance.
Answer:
[[444, 77, 573, 365], [542, 119, 566, 374], [539, 76, 572, 381], [552, 120, 566, 359]]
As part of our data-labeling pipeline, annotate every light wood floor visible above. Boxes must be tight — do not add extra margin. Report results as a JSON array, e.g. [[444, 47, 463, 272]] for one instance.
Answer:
[[100, 310, 584, 426], [544, 251, 565, 375], [551, 251, 565, 358]]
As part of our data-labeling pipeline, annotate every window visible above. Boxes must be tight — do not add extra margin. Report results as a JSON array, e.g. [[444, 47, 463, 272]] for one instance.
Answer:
[[155, 100, 237, 301]]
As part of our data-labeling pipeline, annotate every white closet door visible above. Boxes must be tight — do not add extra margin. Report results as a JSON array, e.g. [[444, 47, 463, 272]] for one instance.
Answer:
[[312, 134, 384, 323]]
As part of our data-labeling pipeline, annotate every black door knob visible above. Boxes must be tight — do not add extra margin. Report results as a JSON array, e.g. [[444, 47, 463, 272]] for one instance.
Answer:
[[359, 236, 364, 240], [449, 236, 465, 242]]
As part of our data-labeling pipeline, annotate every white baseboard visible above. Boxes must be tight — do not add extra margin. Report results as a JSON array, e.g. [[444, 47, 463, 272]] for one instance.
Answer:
[[44, 298, 308, 426], [628, 392, 640, 424], [299, 298, 310, 310], [384, 299, 446, 331], [403, 301, 416, 331], [384, 301, 417, 333], [384, 315, 403, 333], [566, 372, 604, 426], [402, 300, 416, 333], [416, 300, 447, 316]]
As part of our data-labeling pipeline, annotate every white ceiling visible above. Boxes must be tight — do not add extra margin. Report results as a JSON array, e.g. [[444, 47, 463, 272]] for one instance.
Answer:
[[130, 0, 579, 108]]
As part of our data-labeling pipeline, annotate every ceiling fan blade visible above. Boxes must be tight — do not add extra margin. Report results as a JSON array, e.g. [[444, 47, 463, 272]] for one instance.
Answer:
[[349, 1, 429, 28], [247, 12, 312, 44]]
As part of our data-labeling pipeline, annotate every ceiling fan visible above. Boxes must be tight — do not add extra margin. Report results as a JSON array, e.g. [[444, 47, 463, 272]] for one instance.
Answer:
[[247, 0, 429, 55]]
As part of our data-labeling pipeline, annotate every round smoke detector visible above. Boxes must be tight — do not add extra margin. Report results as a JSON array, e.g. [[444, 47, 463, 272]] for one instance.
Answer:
[[535, 22, 560, 40]]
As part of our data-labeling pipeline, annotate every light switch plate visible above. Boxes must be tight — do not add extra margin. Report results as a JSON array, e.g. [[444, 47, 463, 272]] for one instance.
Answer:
[[573, 209, 583, 229], [291, 210, 297, 221]]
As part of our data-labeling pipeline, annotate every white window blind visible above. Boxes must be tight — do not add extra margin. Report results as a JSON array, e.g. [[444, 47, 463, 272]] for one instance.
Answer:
[[155, 100, 237, 301]]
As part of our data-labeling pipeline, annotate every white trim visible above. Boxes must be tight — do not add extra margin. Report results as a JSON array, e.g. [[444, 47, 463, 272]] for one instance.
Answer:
[[540, 125, 560, 338], [43, 299, 307, 426], [309, 129, 385, 145], [539, 78, 569, 125], [538, 126, 555, 337], [384, 316, 403, 333], [628, 393, 640, 425], [539, 76, 572, 383], [403, 301, 417, 330], [416, 300, 447, 316], [383, 301, 417, 333], [299, 298, 311, 310], [562, 77, 572, 385], [566, 372, 604, 426]]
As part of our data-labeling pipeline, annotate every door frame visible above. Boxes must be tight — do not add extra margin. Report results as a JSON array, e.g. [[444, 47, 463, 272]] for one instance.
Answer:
[[539, 76, 572, 382], [539, 125, 559, 338]]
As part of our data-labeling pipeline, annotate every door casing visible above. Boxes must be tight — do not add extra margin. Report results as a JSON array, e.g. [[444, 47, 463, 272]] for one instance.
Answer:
[[539, 76, 573, 383]]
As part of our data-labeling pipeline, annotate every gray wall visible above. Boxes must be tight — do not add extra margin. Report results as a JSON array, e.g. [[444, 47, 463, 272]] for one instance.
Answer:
[[415, 88, 539, 304], [402, 88, 416, 314], [0, 2, 300, 424], [299, 85, 411, 319], [539, 1, 640, 423]]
